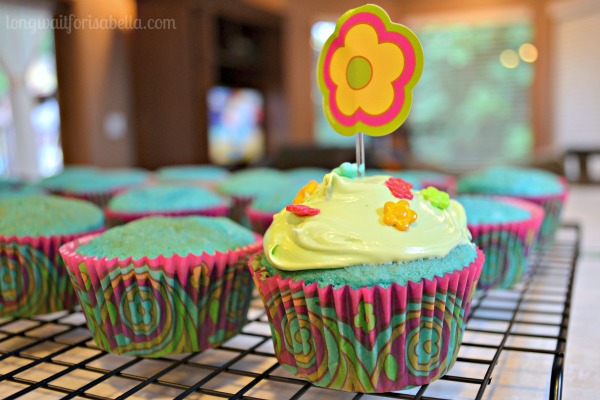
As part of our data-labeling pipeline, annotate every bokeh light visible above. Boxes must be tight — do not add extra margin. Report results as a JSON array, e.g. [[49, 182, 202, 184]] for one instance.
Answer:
[[519, 43, 538, 63], [500, 49, 519, 69]]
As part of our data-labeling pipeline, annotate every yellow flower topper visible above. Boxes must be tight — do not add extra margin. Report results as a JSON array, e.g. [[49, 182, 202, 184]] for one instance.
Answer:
[[317, 4, 424, 137]]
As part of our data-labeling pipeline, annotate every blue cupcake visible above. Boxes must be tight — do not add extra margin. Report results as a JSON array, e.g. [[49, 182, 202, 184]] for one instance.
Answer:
[[456, 194, 545, 289], [458, 166, 567, 245]]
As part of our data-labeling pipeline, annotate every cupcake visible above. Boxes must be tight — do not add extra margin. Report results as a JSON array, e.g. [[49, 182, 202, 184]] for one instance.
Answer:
[[0, 195, 104, 317], [0, 184, 46, 199], [41, 167, 150, 208], [217, 168, 287, 224], [155, 164, 229, 187], [104, 184, 230, 226], [458, 166, 568, 245], [60, 216, 262, 357], [393, 169, 456, 194], [455, 194, 545, 289], [246, 167, 355, 234], [285, 167, 330, 183], [249, 167, 484, 392], [246, 184, 302, 234]]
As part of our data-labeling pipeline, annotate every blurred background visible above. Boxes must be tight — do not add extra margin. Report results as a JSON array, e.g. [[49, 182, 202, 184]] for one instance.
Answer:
[[0, 0, 598, 182]]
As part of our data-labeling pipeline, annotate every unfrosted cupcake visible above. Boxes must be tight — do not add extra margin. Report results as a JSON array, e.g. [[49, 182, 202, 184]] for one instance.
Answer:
[[42, 167, 150, 208], [249, 167, 483, 392], [60, 216, 262, 357], [217, 168, 287, 224], [246, 184, 301, 234], [155, 164, 229, 187], [0, 195, 104, 317], [394, 169, 456, 194], [104, 184, 230, 226], [285, 167, 330, 183], [455, 194, 545, 289], [0, 185, 46, 199], [458, 166, 567, 245]]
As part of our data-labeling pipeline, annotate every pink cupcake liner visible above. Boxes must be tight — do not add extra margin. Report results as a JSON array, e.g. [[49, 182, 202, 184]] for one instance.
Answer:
[[517, 178, 568, 246], [51, 188, 127, 209], [104, 204, 230, 227], [60, 234, 262, 357], [249, 248, 484, 393], [422, 175, 457, 195], [467, 197, 545, 289], [0, 229, 103, 317], [226, 195, 255, 227], [246, 208, 275, 234]]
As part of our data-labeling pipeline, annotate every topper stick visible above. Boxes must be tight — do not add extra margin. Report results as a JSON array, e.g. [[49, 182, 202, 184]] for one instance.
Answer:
[[356, 132, 365, 179]]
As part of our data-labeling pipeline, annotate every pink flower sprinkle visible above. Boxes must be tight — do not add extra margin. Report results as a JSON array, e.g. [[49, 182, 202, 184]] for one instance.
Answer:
[[286, 204, 320, 216], [385, 177, 413, 199]]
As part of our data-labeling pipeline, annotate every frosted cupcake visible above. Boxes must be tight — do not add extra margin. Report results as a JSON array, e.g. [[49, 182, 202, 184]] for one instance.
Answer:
[[456, 195, 545, 289], [104, 184, 229, 226], [0, 195, 104, 317], [60, 216, 262, 357], [249, 167, 484, 392], [458, 166, 567, 245]]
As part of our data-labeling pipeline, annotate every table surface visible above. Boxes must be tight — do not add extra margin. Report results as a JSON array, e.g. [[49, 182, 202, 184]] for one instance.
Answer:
[[561, 185, 600, 399]]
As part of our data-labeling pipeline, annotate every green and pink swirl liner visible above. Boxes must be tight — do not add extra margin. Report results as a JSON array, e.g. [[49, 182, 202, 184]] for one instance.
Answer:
[[60, 233, 262, 357], [0, 230, 102, 317], [249, 248, 484, 392], [459, 195, 546, 290]]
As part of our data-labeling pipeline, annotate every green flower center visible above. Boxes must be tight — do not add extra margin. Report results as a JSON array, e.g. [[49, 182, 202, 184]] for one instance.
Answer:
[[346, 56, 372, 90]]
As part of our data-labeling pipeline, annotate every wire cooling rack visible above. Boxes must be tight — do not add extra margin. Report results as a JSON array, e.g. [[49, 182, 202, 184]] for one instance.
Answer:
[[0, 224, 579, 400]]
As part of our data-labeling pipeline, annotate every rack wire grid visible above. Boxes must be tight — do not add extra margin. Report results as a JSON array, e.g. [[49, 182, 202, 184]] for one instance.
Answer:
[[0, 223, 580, 400]]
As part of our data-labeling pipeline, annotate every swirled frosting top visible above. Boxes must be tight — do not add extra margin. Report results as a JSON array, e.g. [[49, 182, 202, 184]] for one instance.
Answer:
[[263, 171, 473, 270]]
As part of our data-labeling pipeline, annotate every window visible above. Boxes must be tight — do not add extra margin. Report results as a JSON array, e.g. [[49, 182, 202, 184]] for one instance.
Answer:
[[0, 4, 62, 179], [407, 18, 535, 172]]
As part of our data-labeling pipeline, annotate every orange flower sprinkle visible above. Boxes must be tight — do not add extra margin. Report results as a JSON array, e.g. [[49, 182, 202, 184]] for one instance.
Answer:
[[293, 180, 319, 204], [383, 200, 417, 231]]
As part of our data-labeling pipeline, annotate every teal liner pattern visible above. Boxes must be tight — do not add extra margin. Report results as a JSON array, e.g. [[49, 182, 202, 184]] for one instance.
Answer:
[[60, 234, 262, 357]]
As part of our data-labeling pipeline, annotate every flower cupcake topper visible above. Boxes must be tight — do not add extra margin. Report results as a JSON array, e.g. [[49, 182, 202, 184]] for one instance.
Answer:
[[317, 4, 424, 137]]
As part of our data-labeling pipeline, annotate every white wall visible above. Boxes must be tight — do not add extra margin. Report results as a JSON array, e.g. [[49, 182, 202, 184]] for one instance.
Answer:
[[552, 0, 600, 150]]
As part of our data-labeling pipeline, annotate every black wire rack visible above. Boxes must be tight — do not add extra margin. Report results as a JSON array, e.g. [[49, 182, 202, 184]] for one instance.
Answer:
[[0, 224, 580, 400]]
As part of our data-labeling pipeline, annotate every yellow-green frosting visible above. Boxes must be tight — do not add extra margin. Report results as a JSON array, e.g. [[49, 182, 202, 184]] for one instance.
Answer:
[[264, 172, 473, 271]]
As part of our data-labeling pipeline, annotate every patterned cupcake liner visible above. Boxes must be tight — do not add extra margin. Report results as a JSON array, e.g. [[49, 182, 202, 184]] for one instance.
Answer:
[[51, 188, 127, 209], [249, 249, 484, 393], [421, 176, 457, 196], [227, 195, 255, 227], [246, 208, 275, 235], [467, 197, 545, 290], [0, 229, 103, 318], [520, 179, 568, 247], [60, 234, 262, 357], [104, 205, 230, 227]]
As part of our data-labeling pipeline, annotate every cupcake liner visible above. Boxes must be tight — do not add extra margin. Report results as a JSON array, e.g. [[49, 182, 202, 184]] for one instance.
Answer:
[[520, 179, 568, 247], [51, 188, 127, 209], [249, 248, 484, 393], [246, 208, 275, 235], [227, 195, 255, 227], [60, 234, 262, 357], [0, 229, 103, 317], [104, 205, 230, 227], [422, 176, 457, 195], [467, 197, 545, 290]]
